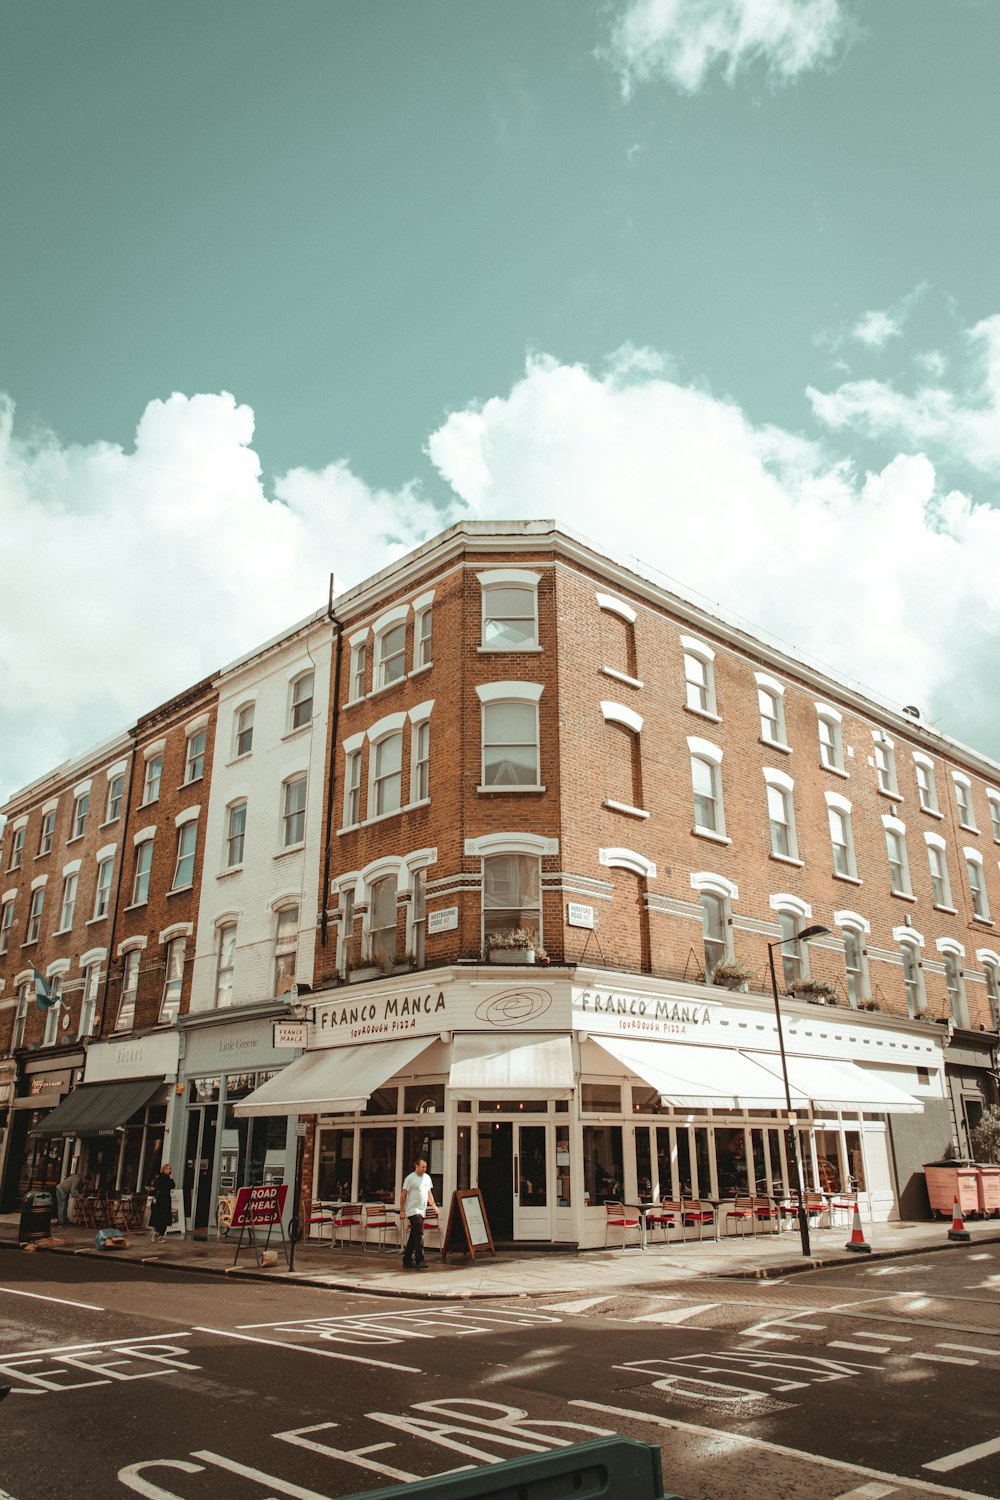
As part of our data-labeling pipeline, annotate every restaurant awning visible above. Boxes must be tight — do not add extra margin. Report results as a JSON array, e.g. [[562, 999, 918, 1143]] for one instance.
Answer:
[[744, 1052, 922, 1114], [28, 1078, 162, 1139], [448, 1034, 575, 1100], [592, 1035, 802, 1110], [232, 1036, 435, 1118]]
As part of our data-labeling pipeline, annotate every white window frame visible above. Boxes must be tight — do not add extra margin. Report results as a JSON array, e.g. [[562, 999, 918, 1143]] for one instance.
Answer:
[[288, 670, 315, 733], [816, 702, 845, 773], [26, 885, 45, 944], [774, 901, 813, 989], [335, 881, 357, 976], [687, 736, 725, 839], [105, 773, 124, 823], [171, 810, 199, 890], [234, 701, 255, 758], [225, 799, 247, 870], [0, 895, 14, 955], [367, 871, 400, 968], [894, 927, 927, 1016], [681, 636, 717, 717], [42, 971, 64, 1046], [142, 752, 163, 805], [70, 790, 90, 841], [964, 847, 991, 921], [13, 980, 31, 1049], [477, 682, 543, 792], [481, 850, 543, 951], [977, 948, 1000, 1027], [185, 728, 207, 784], [348, 629, 369, 703], [913, 752, 940, 815], [281, 774, 308, 848], [273, 903, 300, 997], [8, 822, 26, 870], [38, 809, 56, 856], [872, 731, 899, 797], [116, 948, 140, 1031], [79, 960, 101, 1038], [924, 832, 953, 910], [883, 815, 912, 897], [938, 938, 969, 1028], [215, 920, 237, 1008], [835, 911, 871, 1008], [987, 789, 1000, 844], [763, 767, 798, 861], [159, 936, 186, 1023], [374, 616, 408, 691], [58, 868, 79, 932], [755, 672, 788, 749], [131, 834, 154, 906], [342, 732, 365, 828], [413, 589, 434, 671], [699, 887, 732, 979], [412, 718, 430, 804], [953, 772, 978, 832], [478, 569, 541, 652]]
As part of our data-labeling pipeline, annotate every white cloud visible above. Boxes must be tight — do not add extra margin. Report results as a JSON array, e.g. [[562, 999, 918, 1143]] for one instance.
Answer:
[[850, 309, 901, 349], [0, 393, 438, 801], [427, 348, 1000, 754], [606, 0, 851, 96], [808, 313, 1000, 474]]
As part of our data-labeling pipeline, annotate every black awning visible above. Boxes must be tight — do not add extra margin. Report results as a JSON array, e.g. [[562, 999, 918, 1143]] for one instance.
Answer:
[[28, 1078, 162, 1139]]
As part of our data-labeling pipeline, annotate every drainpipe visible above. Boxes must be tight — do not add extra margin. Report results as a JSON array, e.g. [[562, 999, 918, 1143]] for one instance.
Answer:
[[320, 574, 343, 952], [96, 745, 138, 1038]]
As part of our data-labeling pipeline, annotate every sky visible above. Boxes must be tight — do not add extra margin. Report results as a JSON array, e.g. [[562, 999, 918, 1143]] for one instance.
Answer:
[[1, 0, 999, 803]]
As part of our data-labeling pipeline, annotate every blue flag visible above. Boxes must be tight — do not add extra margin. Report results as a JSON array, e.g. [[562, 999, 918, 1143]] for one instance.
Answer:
[[32, 966, 58, 1010]]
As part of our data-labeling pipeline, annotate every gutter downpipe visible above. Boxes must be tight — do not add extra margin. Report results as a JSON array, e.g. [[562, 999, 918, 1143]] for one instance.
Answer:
[[96, 744, 138, 1038], [320, 573, 343, 953]]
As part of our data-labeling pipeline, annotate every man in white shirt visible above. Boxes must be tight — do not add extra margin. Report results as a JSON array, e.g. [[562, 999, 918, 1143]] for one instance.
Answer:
[[399, 1156, 436, 1270]]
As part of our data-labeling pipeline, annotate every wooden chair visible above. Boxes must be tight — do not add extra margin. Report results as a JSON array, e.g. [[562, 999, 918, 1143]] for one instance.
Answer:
[[805, 1191, 829, 1228], [76, 1195, 100, 1229], [753, 1196, 782, 1235], [362, 1204, 400, 1253], [604, 1201, 642, 1249], [681, 1199, 717, 1241], [645, 1199, 680, 1243], [332, 1202, 363, 1249], [301, 1199, 335, 1241], [723, 1195, 756, 1238]]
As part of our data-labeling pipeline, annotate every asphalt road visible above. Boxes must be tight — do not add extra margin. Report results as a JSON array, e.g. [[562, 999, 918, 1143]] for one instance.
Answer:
[[1, 1244, 999, 1500]]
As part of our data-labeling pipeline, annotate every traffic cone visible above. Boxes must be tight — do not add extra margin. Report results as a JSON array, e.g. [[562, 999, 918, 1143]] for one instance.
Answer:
[[947, 1196, 971, 1243], [845, 1204, 872, 1254]]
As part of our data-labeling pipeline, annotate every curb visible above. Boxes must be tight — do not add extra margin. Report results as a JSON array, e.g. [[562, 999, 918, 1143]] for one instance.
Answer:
[[718, 1230, 1000, 1280]]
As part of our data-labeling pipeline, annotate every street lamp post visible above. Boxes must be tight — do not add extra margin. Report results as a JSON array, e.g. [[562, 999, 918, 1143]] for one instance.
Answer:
[[765, 923, 830, 1259]]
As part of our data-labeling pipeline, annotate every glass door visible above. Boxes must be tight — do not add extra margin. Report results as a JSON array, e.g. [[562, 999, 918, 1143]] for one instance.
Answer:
[[514, 1122, 551, 1240]]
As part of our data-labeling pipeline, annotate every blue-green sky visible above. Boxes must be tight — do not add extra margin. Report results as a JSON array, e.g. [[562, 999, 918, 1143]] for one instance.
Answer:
[[1, 0, 999, 800]]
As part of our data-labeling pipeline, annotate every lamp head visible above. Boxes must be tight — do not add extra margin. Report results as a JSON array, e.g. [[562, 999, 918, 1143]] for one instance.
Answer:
[[795, 924, 831, 942]]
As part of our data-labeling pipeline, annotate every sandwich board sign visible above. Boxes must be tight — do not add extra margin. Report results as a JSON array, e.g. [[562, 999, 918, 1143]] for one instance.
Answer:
[[441, 1188, 495, 1262], [231, 1183, 289, 1268]]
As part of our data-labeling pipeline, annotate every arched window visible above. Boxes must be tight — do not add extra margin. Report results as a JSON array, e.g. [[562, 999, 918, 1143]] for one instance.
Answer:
[[964, 847, 990, 921], [816, 702, 845, 773], [938, 939, 969, 1028], [369, 876, 398, 967], [478, 569, 541, 651], [274, 905, 299, 996], [482, 853, 541, 948], [763, 768, 797, 860], [913, 751, 939, 814], [681, 636, 717, 716], [924, 832, 952, 909], [894, 926, 926, 1016], [289, 670, 315, 732], [872, 731, 899, 796], [477, 683, 543, 790], [755, 673, 788, 749], [688, 737, 725, 837], [882, 815, 911, 897], [234, 701, 255, 758]]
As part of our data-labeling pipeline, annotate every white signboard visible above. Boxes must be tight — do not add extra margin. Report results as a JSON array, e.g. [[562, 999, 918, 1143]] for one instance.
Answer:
[[573, 984, 715, 1039], [428, 906, 458, 934], [273, 1021, 307, 1049], [567, 903, 595, 929]]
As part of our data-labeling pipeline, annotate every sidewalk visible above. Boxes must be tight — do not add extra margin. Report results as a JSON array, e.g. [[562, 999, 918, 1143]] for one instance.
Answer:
[[3, 1213, 999, 1300]]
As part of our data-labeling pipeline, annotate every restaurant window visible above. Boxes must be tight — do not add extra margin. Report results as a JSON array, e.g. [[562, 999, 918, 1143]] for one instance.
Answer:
[[359, 1127, 397, 1201], [582, 1125, 624, 1205], [581, 1083, 621, 1113], [316, 1129, 355, 1202], [403, 1124, 444, 1194], [715, 1127, 750, 1198], [364, 1086, 399, 1116]]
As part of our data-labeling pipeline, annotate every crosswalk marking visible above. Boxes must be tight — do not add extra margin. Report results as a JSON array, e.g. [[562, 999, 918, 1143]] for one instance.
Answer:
[[937, 1341, 998, 1357], [831, 1484, 898, 1499], [629, 1302, 719, 1325], [828, 1340, 894, 1355], [539, 1296, 614, 1314], [924, 1434, 1000, 1473], [913, 1351, 978, 1367]]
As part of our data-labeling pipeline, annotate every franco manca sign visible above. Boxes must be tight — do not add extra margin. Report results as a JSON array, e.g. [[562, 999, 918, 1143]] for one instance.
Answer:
[[573, 987, 716, 1039]]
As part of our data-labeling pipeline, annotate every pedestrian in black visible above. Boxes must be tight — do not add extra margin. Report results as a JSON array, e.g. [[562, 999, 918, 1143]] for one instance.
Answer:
[[399, 1156, 436, 1270], [148, 1162, 174, 1242]]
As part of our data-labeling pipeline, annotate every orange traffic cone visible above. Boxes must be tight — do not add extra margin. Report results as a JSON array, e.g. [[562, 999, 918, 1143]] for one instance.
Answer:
[[947, 1196, 971, 1243], [845, 1204, 871, 1254]]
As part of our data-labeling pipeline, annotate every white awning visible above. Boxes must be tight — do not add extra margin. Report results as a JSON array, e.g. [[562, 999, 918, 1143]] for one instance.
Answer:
[[448, 1034, 575, 1100], [232, 1036, 435, 1118], [744, 1052, 922, 1115], [591, 1035, 804, 1110]]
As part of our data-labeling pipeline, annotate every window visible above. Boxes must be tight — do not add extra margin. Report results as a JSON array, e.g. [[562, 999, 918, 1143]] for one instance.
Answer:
[[79, 963, 100, 1037], [215, 923, 237, 1007], [9, 826, 25, 869], [983, 959, 1000, 1027], [59, 872, 78, 931], [377, 623, 407, 688], [350, 639, 368, 701], [914, 755, 939, 814], [143, 755, 162, 804], [953, 774, 977, 831], [411, 868, 426, 968], [289, 671, 314, 731], [989, 792, 1000, 843], [71, 792, 89, 840], [117, 950, 139, 1031], [764, 770, 796, 859], [482, 700, 540, 788], [481, 577, 539, 651], [941, 949, 969, 1028], [172, 821, 197, 889], [415, 605, 433, 669], [682, 639, 716, 715], [185, 730, 206, 783], [43, 975, 63, 1046], [966, 851, 990, 921], [700, 891, 730, 979], [344, 749, 362, 827], [106, 774, 124, 823], [225, 801, 247, 868], [926, 838, 952, 908], [690, 751, 723, 835], [900, 940, 925, 1016], [371, 733, 403, 816], [828, 803, 855, 878], [817, 707, 844, 772], [482, 853, 541, 946], [873, 734, 898, 795], [597, 593, 639, 682], [412, 719, 430, 802], [92, 855, 113, 920], [12, 982, 30, 1049], [38, 811, 56, 855], [132, 839, 153, 905], [369, 877, 398, 968], [235, 703, 254, 757], [884, 822, 911, 896], [0, 897, 14, 955], [778, 910, 805, 989], [756, 674, 786, 746], [282, 775, 307, 847], [160, 938, 186, 1023], [338, 887, 356, 974], [274, 905, 299, 996], [842, 929, 867, 1006], [26, 886, 44, 944]]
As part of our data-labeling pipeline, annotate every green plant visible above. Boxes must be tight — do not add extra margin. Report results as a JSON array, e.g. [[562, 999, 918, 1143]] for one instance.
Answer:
[[789, 978, 837, 1001], [971, 1106, 1000, 1164], [486, 927, 536, 952]]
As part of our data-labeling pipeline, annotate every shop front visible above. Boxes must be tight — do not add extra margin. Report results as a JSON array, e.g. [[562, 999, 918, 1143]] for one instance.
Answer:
[[234, 967, 943, 1247], [0, 1049, 86, 1209], [178, 1006, 302, 1235]]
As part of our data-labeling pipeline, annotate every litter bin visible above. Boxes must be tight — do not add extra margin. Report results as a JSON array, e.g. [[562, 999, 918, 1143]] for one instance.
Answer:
[[19, 1189, 56, 1242], [975, 1165, 1000, 1217], [923, 1162, 980, 1219]]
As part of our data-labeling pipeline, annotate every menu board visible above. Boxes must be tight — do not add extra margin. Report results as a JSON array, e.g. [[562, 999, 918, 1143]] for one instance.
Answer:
[[442, 1189, 495, 1262]]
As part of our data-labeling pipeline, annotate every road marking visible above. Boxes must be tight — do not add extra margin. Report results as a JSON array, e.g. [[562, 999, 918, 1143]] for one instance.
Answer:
[[827, 1341, 893, 1354], [0, 1332, 190, 1359], [831, 1485, 898, 1499], [923, 1434, 1000, 1473], [540, 1296, 614, 1313], [0, 1286, 102, 1311], [937, 1342, 997, 1356], [862, 1333, 911, 1342], [912, 1352, 978, 1366], [191, 1451, 335, 1499], [969, 1253, 993, 1261], [630, 1302, 718, 1325], [570, 1401, 995, 1500], [194, 1325, 422, 1374]]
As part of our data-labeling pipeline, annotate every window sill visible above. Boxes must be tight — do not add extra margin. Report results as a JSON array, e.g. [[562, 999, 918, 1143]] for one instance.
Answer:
[[684, 705, 722, 725], [20, 938, 39, 948], [410, 662, 433, 678], [274, 843, 306, 859], [933, 904, 958, 915], [217, 865, 243, 880], [890, 889, 917, 903], [601, 667, 644, 690], [179, 776, 204, 790], [692, 826, 731, 845], [97, 818, 121, 830], [225, 753, 252, 769], [87, 914, 109, 925], [281, 724, 312, 744], [832, 872, 863, 885], [476, 784, 547, 795], [603, 799, 649, 819], [361, 806, 404, 828], [123, 901, 148, 912], [407, 796, 431, 812], [876, 785, 902, 800], [760, 737, 792, 755], [820, 763, 850, 779], [8, 864, 23, 874], [477, 644, 543, 654], [342, 696, 366, 711], [65, 834, 85, 847], [918, 805, 943, 820], [167, 884, 194, 897], [971, 915, 995, 926], [138, 797, 160, 810], [769, 853, 804, 867], [337, 822, 361, 837], [51, 926, 73, 937], [35, 850, 52, 860], [958, 824, 980, 836]]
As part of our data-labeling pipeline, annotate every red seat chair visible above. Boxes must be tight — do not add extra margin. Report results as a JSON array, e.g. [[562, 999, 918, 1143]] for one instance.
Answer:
[[723, 1195, 756, 1238], [362, 1204, 400, 1254], [681, 1199, 717, 1241], [332, 1202, 363, 1249], [604, 1201, 642, 1249], [645, 1199, 680, 1243]]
